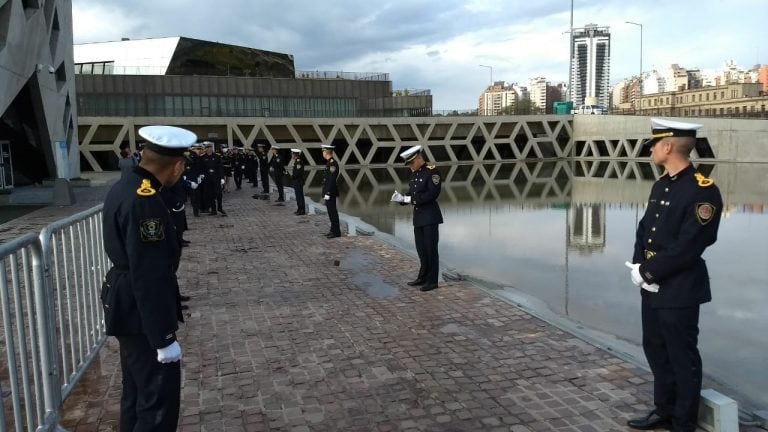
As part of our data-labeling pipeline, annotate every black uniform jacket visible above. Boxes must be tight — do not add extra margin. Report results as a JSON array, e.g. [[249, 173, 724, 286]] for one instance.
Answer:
[[200, 153, 224, 181], [292, 159, 305, 184], [257, 152, 269, 172], [633, 164, 722, 308], [406, 164, 444, 227], [269, 153, 285, 174], [102, 166, 180, 348], [322, 158, 339, 197]]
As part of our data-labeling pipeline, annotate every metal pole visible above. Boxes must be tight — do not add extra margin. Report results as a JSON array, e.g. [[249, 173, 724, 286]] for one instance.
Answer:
[[568, 0, 574, 102], [479, 64, 493, 84], [626, 21, 643, 114]]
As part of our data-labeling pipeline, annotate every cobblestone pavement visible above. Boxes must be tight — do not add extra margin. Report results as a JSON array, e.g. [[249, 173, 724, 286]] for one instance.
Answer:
[[55, 187, 754, 432]]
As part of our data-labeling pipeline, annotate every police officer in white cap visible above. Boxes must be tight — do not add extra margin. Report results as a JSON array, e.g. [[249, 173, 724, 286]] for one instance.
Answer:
[[102, 125, 195, 431], [391, 145, 443, 291], [321, 144, 341, 238], [290, 148, 306, 215], [625, 118, 722, 432]]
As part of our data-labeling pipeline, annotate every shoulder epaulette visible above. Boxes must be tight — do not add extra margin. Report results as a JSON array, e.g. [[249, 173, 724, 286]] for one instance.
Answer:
[[136, 179, 156, 197], [426, 164, 436, 170], [694, 173, 714, 187]]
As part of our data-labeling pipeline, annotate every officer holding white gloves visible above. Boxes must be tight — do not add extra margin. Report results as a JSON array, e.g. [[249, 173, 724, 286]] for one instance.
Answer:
[[625, 119, 723, 432], [392, 145, 443, 292], [321, 144, 341, 238], [102, 125, 193, 431]]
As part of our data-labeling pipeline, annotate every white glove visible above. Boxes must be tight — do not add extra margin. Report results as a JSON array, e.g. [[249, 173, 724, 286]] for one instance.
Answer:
[[269, 167, 274, 173], [197, 174, 204, 183], [220, 179, 225, 186], [323, 194, 331, 201], [641, 282, 660, 293], [189, 181, 198, 190], [390, 191, 404, 202], [241, 166, 245, 169], [157, 341, 182, 363], [403, 195, 411, 204], [624, 261, 644, 286]]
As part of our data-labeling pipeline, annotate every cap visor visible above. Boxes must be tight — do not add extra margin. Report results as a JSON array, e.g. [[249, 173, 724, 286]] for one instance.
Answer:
[[641, 137, 659, 147]]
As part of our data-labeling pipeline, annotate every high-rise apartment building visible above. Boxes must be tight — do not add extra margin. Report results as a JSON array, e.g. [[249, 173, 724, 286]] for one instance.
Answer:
[[759, 65, 768, 93], [570, 24, 610, 108], [528, 77, 548, 112], [478, 82, 518, 116]]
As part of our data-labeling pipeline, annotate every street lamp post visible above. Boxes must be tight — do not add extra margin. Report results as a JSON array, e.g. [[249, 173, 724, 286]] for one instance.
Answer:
[[626, 21, 643, 114], [479, 64, 493, 84]]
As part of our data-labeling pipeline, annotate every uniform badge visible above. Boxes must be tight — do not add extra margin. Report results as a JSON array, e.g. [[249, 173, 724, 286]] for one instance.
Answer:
[[136, 179, 156, 197], [330, 166, 337, 173], [695, 203, 716, 225], [139, 219, 165, 242], [432, 174, 440, 185]]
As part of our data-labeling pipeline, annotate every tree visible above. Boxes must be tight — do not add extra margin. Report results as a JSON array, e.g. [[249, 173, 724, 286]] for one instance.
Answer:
[[514, 98, 539, 115]]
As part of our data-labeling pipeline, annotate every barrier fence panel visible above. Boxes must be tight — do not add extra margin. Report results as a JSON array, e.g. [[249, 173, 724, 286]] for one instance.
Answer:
[[1, 204, 108, 431], [39, 205, 108, 404], [0, 234, 47, 432]]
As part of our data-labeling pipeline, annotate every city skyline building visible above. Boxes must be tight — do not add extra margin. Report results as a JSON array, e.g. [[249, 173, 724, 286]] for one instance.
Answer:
[[477, 81, 518, 116], [528, 77, 548, 112], [570, 24, 611, 108]]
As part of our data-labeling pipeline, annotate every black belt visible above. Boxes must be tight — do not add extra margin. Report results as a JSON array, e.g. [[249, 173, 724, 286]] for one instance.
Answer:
[[644, 250, 656, 260]]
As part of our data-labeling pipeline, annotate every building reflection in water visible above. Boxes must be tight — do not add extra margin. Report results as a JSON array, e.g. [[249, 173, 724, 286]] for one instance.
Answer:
[[568, 204, 606, 254]]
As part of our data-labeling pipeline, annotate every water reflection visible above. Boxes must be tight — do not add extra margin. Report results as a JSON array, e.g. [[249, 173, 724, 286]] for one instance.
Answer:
[[305, 161, 768, 410]]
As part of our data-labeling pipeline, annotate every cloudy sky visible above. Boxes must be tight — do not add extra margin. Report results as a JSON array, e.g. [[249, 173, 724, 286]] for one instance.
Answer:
[[72, 0, 767, 109]]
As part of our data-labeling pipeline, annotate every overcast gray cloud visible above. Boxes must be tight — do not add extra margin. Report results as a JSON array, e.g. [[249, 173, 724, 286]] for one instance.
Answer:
[[73, 0, 767, 109]]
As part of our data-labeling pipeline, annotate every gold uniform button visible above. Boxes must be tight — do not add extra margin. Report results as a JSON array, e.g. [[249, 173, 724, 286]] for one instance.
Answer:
[[664, 188, 669, 192], [660, 200, 665, 205], [648, 239, 653, 243], [655, 214, 659, 218], [651, 227, 656, 232]]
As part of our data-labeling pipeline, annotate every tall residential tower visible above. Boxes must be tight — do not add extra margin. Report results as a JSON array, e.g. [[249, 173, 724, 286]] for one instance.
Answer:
[[570, 24, 610, 108]]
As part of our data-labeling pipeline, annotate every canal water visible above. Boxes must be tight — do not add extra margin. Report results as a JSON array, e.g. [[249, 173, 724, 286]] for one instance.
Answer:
[[306, 160, 768, 410]]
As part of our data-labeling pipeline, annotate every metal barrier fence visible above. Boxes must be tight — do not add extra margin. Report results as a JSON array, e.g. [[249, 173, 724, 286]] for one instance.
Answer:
[[1, 205, 108, 431]]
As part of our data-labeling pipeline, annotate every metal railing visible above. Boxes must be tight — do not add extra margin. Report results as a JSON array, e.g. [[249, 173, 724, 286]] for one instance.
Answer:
[[1, 204, 108, 431]]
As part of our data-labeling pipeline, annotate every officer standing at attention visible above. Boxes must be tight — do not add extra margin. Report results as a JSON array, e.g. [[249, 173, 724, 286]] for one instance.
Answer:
[[245, 147, 258, 188], [625, 119, 722, 432], [184, 143, 203, 217], [232, 147, 245, 190], [290, 148, 306, 215], [321, 144, 341, 238], [256, 143, 270, 197], [269, 145, 286, 203], [200, 142, 227, 216], [391, 145, 443, 292], [101, 125, 195, 431]]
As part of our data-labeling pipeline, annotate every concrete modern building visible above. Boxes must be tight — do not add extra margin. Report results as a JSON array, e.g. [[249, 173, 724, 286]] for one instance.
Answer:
[[570, 24, 610, 109], [477, 81, 518, 116], [1, 0, 79, 187]]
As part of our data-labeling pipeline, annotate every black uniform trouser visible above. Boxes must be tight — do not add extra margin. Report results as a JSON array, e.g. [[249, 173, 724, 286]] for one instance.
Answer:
[[260, 170, 269, 193], [189, 189, 200, 216], [294, 181, 305, 212], [203, 180, 220, 213], [233, 170, 243, 189], [326, 196, 340, 235], [117, 335, 181, 432], [641, 301, 701, 432], [272, 173, 284, 200], [414, 224, 440, 284]]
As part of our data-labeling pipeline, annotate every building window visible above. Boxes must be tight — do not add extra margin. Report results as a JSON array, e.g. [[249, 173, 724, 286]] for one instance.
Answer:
[[720, 108, 724, 115], [721, 91, 725, 99], [762, 105, 765, 112], [698, 94, 702, 102], [731, 90, 738, 98], [666, 97, 669, 104], [713, 92, 717, 100], [706, 93, 709, 101], [735, 107, 740, 114]]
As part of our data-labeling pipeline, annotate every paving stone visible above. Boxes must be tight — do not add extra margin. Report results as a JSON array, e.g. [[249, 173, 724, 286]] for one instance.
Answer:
[[50, 187, 763, 431]]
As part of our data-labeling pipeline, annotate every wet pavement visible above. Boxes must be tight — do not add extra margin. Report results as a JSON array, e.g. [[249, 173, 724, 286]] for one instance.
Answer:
[[45, 186, 758, 431]]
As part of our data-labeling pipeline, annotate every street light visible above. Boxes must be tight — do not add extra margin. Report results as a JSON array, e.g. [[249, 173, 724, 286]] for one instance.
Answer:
[[479, 64, 493, 84], [625, 21, 643, 114]]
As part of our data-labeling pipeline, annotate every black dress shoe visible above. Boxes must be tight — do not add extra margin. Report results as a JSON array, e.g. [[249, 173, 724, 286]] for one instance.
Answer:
[[627, 411, 671, 430], [406, 279, 425, 286], [179, 295, 191, 302], [180, 304, 189, 310], [209, 211, 217, 216], [276, 198, 285, 202], [295, 211, 305, 216], [420, 283, 438, 292], [326, 233, 341, 238], [181, 240, 191, 245]]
